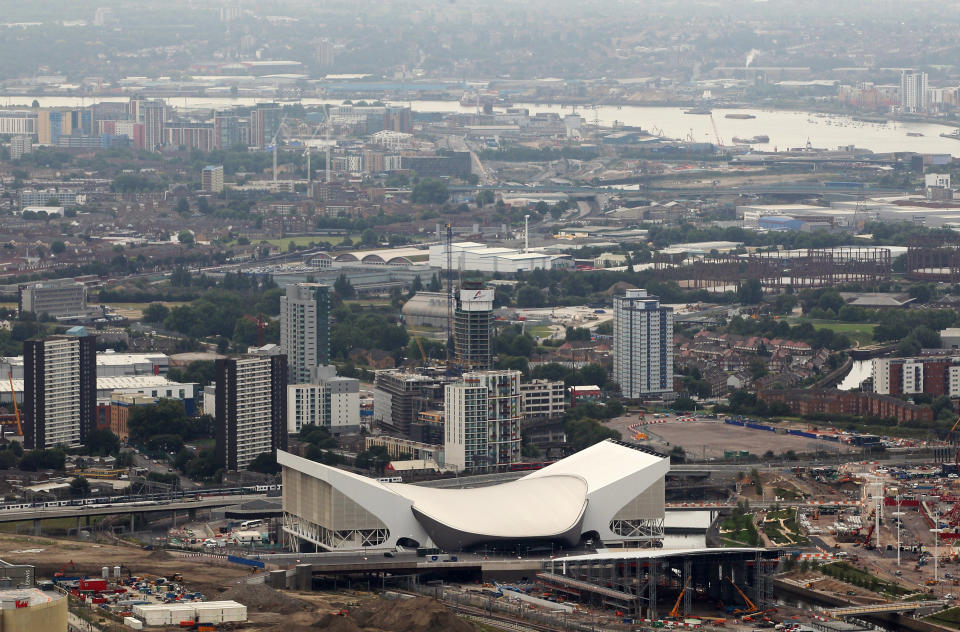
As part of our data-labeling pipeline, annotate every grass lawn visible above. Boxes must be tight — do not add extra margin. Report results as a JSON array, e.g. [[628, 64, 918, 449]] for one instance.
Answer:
[[0, 516, 105, 534], [783, 317, 878, 346], [821, 562, 912, 597], [526, 325, 555, 339], [925, 606, 960, 629]]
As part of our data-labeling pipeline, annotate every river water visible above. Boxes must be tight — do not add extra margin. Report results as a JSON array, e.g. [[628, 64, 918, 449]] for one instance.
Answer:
[[837, 359, 872, 391], [4, 95, 960, 156]]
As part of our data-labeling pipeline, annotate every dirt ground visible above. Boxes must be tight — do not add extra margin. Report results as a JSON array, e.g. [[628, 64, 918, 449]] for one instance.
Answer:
[[0, 533, 485, 632], [606, 419, 857, 460], [0, 533, 252, 596]]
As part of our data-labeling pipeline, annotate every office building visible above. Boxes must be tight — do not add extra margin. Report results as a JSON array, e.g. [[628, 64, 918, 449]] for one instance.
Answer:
[[18, 280, 87, 318], [279, 283, 330, 384], [36, 109, 91, 145], [315, 38, 335, 67], [444, 370, 521, 472], [286, 370, 360, 435], [373, 370, 447, 435], [9, 136, 32, 160], [19, 190, 80, 208], [248, 103, 280, 148], [139, 100, 165, 151], [613, 289, 674, 399], [400, 151, 471, 179], [201, 165, 224, 193], [0, 111, 37, 136], [109, 394, 157, 442], [519, 379, 566, 422], [454, 283, 494, 371], [215, 354, 288, 470], [872, 356, 960, 397], [23, 334, 97, 449], [164, 123, 215, 151], [901, 70, 929, 113], [214, 113, 243, 149]]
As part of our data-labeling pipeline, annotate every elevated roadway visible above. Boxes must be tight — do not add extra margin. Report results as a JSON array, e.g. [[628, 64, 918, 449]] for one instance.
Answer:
[[0, 494, 266, 524], [827, 600, 948, 617]]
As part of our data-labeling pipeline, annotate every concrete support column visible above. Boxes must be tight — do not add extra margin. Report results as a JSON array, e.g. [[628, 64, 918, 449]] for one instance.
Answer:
[[32, 519, 41, 536], [295, 564, 312, 591]]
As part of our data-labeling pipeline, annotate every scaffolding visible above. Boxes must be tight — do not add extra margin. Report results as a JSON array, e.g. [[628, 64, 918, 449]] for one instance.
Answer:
[[907, 235, 960, 283], [538, 549, 780, 619], [652, 248, 890, 290]]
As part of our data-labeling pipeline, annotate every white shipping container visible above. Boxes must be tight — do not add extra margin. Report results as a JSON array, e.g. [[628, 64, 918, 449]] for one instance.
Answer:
[[222, 604, 247, 622], [123, 616, 144, 630], [141, 611, 169, 626], [169, 606, 195, 624]]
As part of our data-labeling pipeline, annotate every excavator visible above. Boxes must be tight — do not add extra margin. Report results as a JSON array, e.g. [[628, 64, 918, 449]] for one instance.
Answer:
[[54, 560, 76, 578], [724, 576, 759, 616], [668, 576, 692, 619]]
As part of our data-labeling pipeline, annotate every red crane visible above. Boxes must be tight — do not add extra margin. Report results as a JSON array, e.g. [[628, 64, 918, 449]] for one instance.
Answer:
[[243, 313, 268, 347]]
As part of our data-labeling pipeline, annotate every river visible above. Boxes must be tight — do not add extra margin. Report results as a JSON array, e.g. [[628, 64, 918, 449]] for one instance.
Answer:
[[4, 95, 960, 156], [837, 359, 872, 391]]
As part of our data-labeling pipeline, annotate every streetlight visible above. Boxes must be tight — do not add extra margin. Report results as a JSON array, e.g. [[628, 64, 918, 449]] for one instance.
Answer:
[[893, 503, 904, 567]]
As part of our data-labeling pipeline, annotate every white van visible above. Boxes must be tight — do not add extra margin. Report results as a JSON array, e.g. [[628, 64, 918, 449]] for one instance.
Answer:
[[240, 520, 262, 529]]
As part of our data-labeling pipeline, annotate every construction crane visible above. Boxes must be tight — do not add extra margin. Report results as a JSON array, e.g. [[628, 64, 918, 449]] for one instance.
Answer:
[[54, 560, 76, 578], [242, 313, 268, 347], [7, 371, 21, 437], [668, 576, 692, 619], [271, 114, 290, 184], [445, 223, 457, 375], [709, 113, 725, 153], [724, 576, 758, 616]]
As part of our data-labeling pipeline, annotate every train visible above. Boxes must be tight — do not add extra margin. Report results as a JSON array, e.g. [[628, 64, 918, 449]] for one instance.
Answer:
[[0, 484, 283, 512]]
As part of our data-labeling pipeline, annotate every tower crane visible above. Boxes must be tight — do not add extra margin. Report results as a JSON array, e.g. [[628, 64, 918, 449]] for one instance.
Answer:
[[709, 112, 725, 153], [242, 313, 268, 347], [7, 371, 21, 437], [271, 114, 290, 184]]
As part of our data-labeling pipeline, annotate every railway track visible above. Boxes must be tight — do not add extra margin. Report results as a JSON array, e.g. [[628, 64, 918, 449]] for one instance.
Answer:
[[448, 601, 565, 632]]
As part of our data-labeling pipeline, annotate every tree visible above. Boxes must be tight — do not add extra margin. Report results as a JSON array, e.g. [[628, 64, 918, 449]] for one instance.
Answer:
[[355, 445, 392, 473], [334, 274, 356, 299], [143, 302, 170, 324], [410, 178, 450, 205], [69, 476, 90, 498], [736, 279, 763, 305], [247, 451, 280, 474], [176, 197, 190, 215], [361, 229, 379, 246], [476, 190, 495, 207], [564, 418, 621, 451], [427, 273, 442, 292], [565, 327, 592, 342], [50, 240, 66, 254], [86, 429, 120, 456], [177, 230, 195, 246]]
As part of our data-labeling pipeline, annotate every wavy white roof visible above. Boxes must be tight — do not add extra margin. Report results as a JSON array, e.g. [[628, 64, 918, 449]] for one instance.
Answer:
[[390, 475, 587, 538]]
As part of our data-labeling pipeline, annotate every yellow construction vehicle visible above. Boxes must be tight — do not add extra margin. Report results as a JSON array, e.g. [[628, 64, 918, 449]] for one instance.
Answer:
[[669, 576, 692, 619], [724, 576, 759, 616], [7, 372, 21, 437]]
